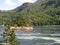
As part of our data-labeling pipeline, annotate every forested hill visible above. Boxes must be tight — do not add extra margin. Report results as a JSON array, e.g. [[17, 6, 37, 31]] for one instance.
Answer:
[[0, 0, 60, 26]]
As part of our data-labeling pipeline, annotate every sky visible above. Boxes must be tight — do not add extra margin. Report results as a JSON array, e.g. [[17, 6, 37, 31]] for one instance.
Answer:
[[0, 0, 37, 10]]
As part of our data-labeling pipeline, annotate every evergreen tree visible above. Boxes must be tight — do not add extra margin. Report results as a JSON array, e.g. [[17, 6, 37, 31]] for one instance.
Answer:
[[2, 26, 20, 45]]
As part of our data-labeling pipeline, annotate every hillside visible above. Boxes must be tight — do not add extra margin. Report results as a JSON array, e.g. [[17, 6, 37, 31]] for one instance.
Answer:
[[0, 0, 60, 26]]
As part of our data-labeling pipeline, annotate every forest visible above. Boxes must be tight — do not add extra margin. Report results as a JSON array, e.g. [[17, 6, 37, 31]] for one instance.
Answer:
[[0, 0, 60, 26]]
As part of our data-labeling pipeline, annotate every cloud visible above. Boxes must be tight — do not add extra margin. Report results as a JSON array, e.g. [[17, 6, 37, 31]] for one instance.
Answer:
[[2, 0, 36, 10], [18, 0, 36, 4], [5, 0, 15, 6]]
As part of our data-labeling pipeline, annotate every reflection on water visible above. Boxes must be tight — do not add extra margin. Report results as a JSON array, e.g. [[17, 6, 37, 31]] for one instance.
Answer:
[[0, 25, 60, 45]]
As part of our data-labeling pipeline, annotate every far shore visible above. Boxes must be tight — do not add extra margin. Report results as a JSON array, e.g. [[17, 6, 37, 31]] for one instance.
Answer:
[[10, 26, 33, 31]]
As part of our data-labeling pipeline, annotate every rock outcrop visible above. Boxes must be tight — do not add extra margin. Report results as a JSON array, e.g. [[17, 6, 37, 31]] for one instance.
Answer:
[[10, 26, 33, 31]]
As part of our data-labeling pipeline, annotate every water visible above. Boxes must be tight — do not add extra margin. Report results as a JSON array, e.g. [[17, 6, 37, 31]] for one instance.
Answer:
[[0, 25, 60, 45]]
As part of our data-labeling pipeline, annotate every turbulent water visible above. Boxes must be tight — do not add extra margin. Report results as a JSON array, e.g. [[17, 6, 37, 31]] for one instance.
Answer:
[[0, 25, 60, 45]]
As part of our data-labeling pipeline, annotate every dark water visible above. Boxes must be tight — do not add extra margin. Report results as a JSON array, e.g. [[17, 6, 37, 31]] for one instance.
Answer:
[[0, 25, 60, 45]]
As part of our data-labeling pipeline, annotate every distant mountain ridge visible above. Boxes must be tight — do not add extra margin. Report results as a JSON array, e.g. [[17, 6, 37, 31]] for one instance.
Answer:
[[13, 3, 33, 12]]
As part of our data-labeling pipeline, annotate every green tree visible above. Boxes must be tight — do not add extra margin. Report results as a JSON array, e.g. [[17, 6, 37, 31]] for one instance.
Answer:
[[2, 26, 20, 45]]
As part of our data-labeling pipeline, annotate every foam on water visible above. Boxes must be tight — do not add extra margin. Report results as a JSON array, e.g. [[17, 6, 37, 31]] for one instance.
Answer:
[[40, 37, 60, 43], [16, 33, 40, 36], [50, 34, 60, 36], [16, 36, 40, 40], [16, 33, 60, 43]]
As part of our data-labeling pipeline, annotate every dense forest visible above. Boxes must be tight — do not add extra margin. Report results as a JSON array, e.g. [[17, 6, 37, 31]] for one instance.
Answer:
[[0, 0, 60, 26]]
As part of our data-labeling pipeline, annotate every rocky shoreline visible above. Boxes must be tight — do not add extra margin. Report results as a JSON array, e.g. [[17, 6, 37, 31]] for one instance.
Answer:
[[10, 26, 33, 31]]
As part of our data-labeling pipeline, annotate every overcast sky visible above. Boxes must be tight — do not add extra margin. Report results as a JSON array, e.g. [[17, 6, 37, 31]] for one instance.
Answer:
[[0, 0, 37, 10]]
